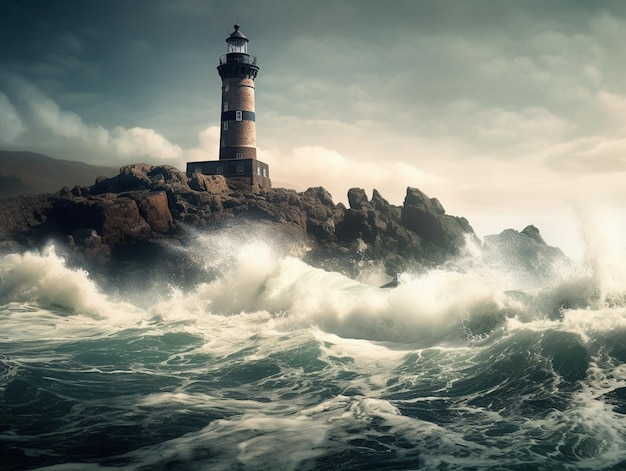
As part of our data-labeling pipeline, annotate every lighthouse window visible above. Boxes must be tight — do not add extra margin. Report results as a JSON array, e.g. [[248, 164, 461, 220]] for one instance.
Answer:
[[236, 110, 242, 121], [223, 102, 228, 111], [228, 38, 247, 54], [236, 165, 244, 173], [236, 153, 244, 159], [223, 121, 228, 131], [257, 166, 261, 175], [216, 166, 223, 174], [224, 83, 229, 92]]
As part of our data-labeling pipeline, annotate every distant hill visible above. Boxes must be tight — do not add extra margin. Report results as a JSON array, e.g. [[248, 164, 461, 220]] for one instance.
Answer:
[[0, 150, 117, 199]]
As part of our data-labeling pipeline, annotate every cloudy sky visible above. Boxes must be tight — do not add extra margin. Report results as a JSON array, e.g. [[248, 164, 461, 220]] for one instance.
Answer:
[[2, 0, 626, 257]]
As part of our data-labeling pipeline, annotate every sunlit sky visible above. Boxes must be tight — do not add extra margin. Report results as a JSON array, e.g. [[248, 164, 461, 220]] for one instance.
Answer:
[[2, 0, 626, 257]]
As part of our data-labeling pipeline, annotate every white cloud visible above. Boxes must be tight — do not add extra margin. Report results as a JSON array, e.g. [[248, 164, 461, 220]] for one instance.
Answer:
[[2, 77, 183, 167], [473, 106, 568, 148], [27, 88, 109, 144], [595, 90, 626, 128], [183, 126, 220, 163], [268, 145, 441, 205], [590, 11, 626, 57], [0, 93, 24, 142], [110, 126, 183, 161], [544, 135, 626, 174]]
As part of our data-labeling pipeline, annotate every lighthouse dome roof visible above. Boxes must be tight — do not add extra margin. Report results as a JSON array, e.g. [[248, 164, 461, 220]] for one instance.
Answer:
[[228, 24, 248, 41]]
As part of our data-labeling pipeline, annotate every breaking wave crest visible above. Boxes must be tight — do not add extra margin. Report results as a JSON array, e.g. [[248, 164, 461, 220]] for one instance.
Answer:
[[2, 218, 625, 344], [2, 218, 626, 470]]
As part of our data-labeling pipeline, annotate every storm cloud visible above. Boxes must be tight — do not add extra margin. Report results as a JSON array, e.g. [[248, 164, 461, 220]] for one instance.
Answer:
[[2, 0, 626, 256]]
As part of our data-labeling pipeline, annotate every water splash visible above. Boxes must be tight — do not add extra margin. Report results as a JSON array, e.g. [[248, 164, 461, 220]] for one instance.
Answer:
[[578, 205, 626, 307], [0, 246, 142, 323]]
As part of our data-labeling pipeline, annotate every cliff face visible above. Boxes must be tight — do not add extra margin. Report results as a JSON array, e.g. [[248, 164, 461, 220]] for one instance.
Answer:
[[0, 164, 479, 281]]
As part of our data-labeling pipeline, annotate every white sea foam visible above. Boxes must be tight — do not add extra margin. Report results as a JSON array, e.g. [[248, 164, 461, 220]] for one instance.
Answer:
[[578, 205, 626, 306], [0, 246, 142, 324], [144, 236, 515, 343], [3, 212, 625, 346], [113, 412, 330, 471], [146, 218, 626, 344]]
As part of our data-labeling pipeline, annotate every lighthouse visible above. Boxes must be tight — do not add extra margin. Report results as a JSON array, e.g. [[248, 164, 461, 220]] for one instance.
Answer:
[[186, 23, 271, 188]]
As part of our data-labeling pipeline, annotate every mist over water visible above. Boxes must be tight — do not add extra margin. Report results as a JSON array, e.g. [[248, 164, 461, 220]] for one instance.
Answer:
[[1, 217, 626, 470]]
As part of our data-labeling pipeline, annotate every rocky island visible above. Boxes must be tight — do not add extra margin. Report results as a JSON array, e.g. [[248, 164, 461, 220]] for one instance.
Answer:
[[0, 163, 564, 291]]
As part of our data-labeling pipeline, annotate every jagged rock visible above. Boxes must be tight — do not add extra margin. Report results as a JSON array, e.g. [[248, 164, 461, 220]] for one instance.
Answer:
[[96, 196, 152, 246], [401, 187, 473, 252], [0, 162, 550, 283], [521, 225, 546, 245], [300, 187, 341, 240], [189, 173, 229, 194], [132, 191, 173, 233], [347, 188, 370, 210], [57, 186, 72, 198], [0, 194, 52, 245], [109, 163, 152, 192], [336, 207, 371, 242], [73, 228, 102, 249], [371, 189, 392, 212], [90, 164, 191, 195], [483, 226, 565, 280], [303, 187, 334, 207]]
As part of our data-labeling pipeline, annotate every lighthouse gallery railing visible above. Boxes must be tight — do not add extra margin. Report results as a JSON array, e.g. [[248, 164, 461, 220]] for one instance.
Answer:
[[219, 54, 257, 66]]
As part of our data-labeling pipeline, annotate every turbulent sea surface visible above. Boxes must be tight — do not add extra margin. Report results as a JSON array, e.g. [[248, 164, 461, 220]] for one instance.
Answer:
[[2, 224, 626, 470]]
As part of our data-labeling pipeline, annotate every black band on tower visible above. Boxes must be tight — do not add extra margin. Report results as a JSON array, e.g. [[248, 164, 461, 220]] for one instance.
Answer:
[[221, 111, 256, 121]]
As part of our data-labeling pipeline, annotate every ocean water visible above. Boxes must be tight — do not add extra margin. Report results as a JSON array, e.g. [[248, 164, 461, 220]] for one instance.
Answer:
[[1, 222, 626, 471]]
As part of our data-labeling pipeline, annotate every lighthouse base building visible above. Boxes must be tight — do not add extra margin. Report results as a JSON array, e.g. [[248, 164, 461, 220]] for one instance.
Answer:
[[186, 158, 271, 188], [186, 24, 271, 189]]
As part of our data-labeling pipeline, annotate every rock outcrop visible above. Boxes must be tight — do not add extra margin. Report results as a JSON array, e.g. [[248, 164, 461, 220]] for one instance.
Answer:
[[0, 162, 569, 293], [482, 225, 567, 280], [0, 164, 480, 283]]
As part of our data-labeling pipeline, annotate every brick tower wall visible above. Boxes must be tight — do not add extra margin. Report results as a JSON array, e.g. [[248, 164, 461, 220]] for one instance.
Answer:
[[219, 76, 257, 159]]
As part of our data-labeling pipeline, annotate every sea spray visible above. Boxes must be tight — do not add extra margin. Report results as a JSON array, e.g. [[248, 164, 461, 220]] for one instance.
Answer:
[[572, 204, 626, 308], [0, 246, 142, 324], [160, 232, 550, 343], [0, 247, 103, 314], [2, 220, 626, 470]]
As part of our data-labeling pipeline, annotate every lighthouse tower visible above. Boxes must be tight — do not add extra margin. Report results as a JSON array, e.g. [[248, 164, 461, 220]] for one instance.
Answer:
[[186, 23, 271, 188], [218, 23, 258, 160]]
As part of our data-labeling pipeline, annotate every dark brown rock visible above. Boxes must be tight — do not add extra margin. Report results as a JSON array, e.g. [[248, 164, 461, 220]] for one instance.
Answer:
[[0, 162, 492, 281], [132, 191, 173, 233], [401, 187, 474, 252], [189, 173, 229, 194], [96, 196, 152, 246], [73, 228, 102, 249], [347, 188, 370, 210]]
